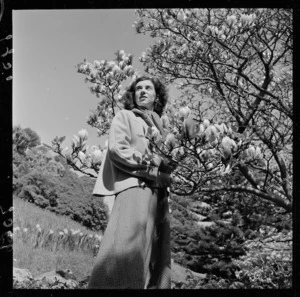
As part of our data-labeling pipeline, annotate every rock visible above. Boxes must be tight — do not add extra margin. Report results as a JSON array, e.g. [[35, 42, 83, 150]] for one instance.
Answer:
[[171, 261, 206, 287], [196, 221, 215, 228], [56, 269, 77, 280], [13, 267, 33, 287], [35, 270, 78, 288]]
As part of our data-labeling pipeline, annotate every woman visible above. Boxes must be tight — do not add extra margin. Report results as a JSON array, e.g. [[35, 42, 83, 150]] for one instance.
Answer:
[[88, 76, 173, 289]]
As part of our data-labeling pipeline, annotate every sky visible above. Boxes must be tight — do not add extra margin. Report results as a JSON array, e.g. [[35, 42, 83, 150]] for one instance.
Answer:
[[13, 9, 178, 151]]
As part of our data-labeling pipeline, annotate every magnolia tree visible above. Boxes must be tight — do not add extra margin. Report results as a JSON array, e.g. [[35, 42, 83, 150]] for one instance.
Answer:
[[133, 8, 292, 212], [50, 8, 292, 213]]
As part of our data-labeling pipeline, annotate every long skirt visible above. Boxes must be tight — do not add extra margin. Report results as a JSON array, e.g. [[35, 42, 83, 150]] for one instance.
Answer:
[[88, 186, 171, 289]]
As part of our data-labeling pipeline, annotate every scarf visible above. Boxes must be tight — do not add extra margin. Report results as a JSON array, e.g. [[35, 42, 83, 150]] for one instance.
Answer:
[[132, 108, 165, 136]]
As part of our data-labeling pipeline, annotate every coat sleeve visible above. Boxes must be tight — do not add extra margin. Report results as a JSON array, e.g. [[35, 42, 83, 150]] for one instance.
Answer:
[[107, 110, 162, 181]]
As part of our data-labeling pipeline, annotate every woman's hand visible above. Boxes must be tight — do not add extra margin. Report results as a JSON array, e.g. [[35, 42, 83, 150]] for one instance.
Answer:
[[159, 158, 177, 174], [156, 171, 172, 187]]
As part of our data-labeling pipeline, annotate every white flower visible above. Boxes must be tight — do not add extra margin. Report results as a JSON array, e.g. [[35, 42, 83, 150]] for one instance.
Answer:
[[161, 114, 170, 129], [91, 149, 103, 165], [203, 119, 210, 129], [179, 106, 191, 119], [36, 224, 41, 229], [150, 126, 160, 140], [63, 228, 68, 234], [64, 149, 73, 162], [78, 151, 86, 163], [23, 228, 28, 233], [72, 135, 80, 147], [78, 129, 88, 140]]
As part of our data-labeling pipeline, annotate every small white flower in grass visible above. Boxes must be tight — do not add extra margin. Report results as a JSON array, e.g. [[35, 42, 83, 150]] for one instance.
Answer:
[[49, 229, 54, 235], [36, 224, 41, 229], [14, 227, 20, 232], [63, 228, 68, 234], [88, 234, 93, 238], [79, 232, 83, 237], [23, 228, 28, 233], [59, 231, 64, 236]]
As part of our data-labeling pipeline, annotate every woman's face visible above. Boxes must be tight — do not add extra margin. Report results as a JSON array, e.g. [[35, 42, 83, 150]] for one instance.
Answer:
[[135, 80, 156, 111]]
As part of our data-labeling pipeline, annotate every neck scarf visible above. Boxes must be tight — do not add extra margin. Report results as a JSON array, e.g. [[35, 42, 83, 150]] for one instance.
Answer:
[[132, 108, 165, 136]]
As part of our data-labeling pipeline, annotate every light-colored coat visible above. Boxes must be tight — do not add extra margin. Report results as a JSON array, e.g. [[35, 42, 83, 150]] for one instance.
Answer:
[[93, 109, 163, 196]]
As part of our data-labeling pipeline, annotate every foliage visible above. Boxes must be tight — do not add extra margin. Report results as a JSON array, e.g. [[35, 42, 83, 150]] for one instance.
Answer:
[[13, 127, 109, 232], [233, 229, 292, 288], [13, 125, 41, 154], [133, 8, 292, 212]]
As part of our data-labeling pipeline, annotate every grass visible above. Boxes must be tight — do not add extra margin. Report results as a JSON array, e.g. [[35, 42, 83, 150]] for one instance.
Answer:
[[13, 196, 103, 280]]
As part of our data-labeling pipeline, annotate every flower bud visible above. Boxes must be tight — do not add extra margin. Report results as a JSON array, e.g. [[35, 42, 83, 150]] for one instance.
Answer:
[[64, 149, 73, 162], [203, 119, 210, 129], [78, 151, 86, 163], [183, 117, 197, 139], [221, 123, 228, 133], [255, 146, 262, 158], [199, 123, 205, 133], [161, 114, 170, 129], [221, 136, 232, 158], [72, 135, 80, 147], [91, 149, 103, 165], [205, 125, 217, 143], [165, 133, 176, 151], [179, 106, 191, 119], [78, 129, 88, 140], [247, 145, 256, 158]]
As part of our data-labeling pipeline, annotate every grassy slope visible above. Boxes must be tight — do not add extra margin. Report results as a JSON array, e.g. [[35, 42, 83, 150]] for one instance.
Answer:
[[13, 196, 204, 285], [13, 196, 101, 280]]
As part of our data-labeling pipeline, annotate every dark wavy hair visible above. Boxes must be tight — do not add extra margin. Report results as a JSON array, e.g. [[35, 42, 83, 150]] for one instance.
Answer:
[[122, 76, 168, 117]]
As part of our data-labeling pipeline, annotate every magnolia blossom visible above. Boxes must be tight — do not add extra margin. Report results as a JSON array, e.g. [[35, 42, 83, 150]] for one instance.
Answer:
[[150, 126, 160, 141], [179, 106, 191, 119], [72, 135, 80, 147], [78, 151, 86, 163], [64, 149, 73, 162], [203, 119, 210, 129], [78, 129, 88, 140], [205, 125, 218, 143], [91, 149, 103, 165], [165, 133, 176, 151]]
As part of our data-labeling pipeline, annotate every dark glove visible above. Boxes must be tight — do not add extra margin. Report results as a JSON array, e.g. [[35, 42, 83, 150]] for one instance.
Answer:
[[159, 158, 177, 174], [156, 171, 172, 187]]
